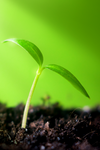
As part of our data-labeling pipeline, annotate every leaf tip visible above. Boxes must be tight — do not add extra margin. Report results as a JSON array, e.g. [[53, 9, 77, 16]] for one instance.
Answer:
[[1, 40, 7, 43], [2, 39, 12, 44], [86, 93, 90, 99]]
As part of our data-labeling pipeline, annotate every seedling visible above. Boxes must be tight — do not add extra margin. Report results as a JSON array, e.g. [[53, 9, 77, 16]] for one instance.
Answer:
[[3, 38, 90, 128], [41, 94, 51, 105]]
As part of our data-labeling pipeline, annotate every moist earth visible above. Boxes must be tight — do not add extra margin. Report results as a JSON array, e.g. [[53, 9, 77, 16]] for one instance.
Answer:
[[0, 102, 100, 150]]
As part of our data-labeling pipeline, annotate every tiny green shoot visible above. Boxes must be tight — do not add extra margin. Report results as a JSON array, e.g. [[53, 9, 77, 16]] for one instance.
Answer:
[[3, 38, 90, 129]]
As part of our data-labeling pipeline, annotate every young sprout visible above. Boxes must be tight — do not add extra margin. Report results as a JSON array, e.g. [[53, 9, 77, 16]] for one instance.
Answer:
[[3, 38, 90, 128], [41, 94, 51, 105]]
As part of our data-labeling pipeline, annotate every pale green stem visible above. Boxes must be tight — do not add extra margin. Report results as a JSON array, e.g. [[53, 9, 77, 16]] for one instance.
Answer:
[[21, 67, 42, 128]]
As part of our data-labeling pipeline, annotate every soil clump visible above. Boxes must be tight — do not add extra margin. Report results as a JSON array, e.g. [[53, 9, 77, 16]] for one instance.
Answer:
[[0, 103, 100, 150]]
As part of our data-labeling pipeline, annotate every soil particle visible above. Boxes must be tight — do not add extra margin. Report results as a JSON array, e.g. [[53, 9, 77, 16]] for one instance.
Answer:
[[0, 102, 100, 150]]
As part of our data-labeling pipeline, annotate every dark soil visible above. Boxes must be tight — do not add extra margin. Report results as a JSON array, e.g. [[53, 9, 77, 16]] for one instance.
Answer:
[[0, 102, 100, 150]]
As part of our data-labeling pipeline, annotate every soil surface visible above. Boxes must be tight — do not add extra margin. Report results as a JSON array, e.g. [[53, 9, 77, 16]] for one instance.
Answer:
[[0, 102, 100, 150]]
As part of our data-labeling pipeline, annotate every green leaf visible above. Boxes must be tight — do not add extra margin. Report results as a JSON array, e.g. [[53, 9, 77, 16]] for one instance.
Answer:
[[44, 64, 90, 98], [3, 38, 43, 66]]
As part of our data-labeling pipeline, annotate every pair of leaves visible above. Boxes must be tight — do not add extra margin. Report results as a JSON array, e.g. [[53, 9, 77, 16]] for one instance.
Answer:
[[3, 38, 90, 98]]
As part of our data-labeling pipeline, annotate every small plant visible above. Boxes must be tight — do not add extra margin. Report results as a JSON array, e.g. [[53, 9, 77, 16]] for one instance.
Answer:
[[3, 38, 90, 129]]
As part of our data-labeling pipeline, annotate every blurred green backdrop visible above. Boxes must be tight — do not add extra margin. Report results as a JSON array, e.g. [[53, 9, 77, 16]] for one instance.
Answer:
[[0, 0, 100, 108]]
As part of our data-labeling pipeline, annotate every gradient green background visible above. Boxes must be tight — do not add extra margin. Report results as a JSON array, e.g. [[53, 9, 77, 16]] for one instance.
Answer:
[[0, 0, 100, 108]]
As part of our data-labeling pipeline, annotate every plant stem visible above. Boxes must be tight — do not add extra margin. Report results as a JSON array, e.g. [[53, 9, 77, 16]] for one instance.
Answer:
[[21, 67, 42, 128]]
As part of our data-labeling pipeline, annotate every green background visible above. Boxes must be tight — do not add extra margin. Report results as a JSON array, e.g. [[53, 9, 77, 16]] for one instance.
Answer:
[[0, 0, 100, 108]]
